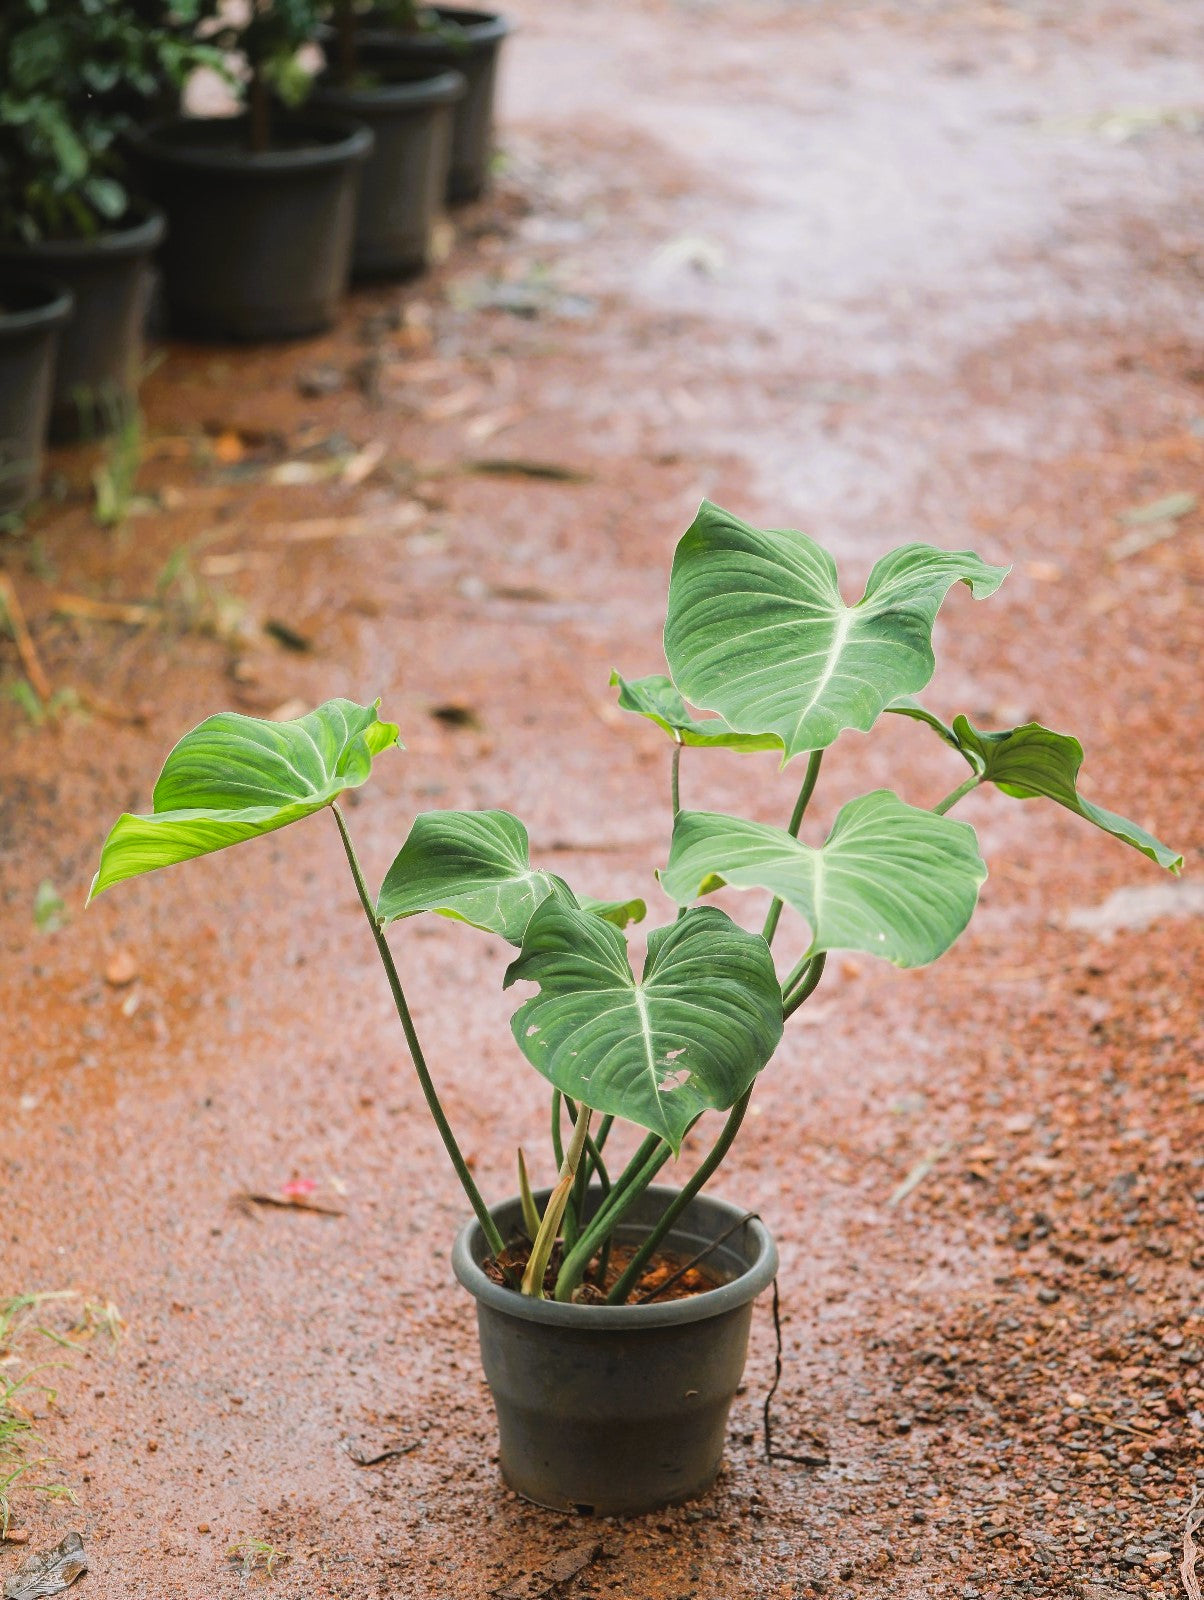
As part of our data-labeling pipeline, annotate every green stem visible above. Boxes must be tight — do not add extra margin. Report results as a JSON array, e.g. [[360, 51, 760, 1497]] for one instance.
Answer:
[[671, 738, 682, 819], [761, 750, 823, 947], [594, 1114, 614, 1152], [933, 773, 980, 815], [553, 1136, 673, 1302], [783, 951, 827, 1020], [605, 1091, 754, 1305], [332, 803, 508, 1265], [780, 950, 812, 1002], [565, 1097, 610, 1246], [550, 1089, 564, 1167]]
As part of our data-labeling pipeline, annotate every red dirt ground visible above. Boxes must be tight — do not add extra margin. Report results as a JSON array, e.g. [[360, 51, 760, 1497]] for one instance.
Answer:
[[2, 2, 1203, 1596]]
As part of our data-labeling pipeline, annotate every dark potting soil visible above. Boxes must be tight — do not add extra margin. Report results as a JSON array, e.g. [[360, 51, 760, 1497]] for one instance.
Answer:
[[483, 1242, 724, 1304]]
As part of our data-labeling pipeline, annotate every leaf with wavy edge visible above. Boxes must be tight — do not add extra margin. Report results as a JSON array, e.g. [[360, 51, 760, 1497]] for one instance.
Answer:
[[889, 703, 1182, 873], [504, 902, 782, 1151], [609, 670, 782, 751], [90, 699, 400, 900], [662, 791, 987, 967], [377, 809, 568, 943], [663, 502, 1008, 762], [377, 811, 650, 943]]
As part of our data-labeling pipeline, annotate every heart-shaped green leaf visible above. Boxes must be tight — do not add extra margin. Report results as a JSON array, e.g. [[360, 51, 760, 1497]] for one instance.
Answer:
[[663, 502, 1009, 761], [90, 699, 400, 900], [378, 809, 572, 944], [609, 671, 782, 751], [662, 791, 987, 967], [897, 711, 1182, 874], [504, 902, 783, 1151]]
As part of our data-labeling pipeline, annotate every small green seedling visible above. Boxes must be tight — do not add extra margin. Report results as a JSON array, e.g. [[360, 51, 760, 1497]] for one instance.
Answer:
[[90, 502, 1181, 1304]]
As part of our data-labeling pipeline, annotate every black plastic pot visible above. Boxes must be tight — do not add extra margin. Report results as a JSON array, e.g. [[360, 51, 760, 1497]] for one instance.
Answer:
[[0, 276, 73, 515], [0, 206, 164, 441], [310, 67, 465, 278], [453, 1185, 778, 1516], [130, 116, 374, 341], [354, 8, 510, 202]]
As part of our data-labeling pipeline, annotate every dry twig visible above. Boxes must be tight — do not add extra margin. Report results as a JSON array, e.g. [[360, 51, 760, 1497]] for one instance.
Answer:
[[1183, 1486, 1203, 1600], [0, 574, 51, 701]]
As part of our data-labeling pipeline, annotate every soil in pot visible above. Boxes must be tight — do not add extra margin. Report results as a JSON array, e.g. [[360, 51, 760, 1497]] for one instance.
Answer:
[[0, 275, 74, 515], [130, 116, 374, 342], [353, 8, 510, 202], [0, 206, 164, 442], [454, 1185, 778, 1516], [309, 66, 465, 278]]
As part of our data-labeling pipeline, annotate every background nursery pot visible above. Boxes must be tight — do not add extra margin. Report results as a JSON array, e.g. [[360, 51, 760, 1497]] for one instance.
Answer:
[[0, 206, 164, 440], [355, 7, 510, 200], [0, 276, 73, 514], [453, 1185, 778, 1515], [132, 115, 373, 340], [309, 67, 464, 277]]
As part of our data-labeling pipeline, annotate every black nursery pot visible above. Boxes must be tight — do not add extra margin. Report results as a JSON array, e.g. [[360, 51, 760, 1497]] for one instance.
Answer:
[[355, 8, 510, 202], [131, 116, 374, 341], [453, 1185, 778, 1516], [0, 206, 164, 441], [0, 276, 73, 514], [309, 67, 465, 278]]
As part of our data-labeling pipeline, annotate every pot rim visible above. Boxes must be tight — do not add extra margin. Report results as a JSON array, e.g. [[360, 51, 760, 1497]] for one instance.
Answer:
[[132, 115, 374, 175], [0, 201, 165, 261], [453, 1183, 778, 1330], [0, 274, 75, 336], [357, 6, 512, 52], [310, 65, 467, 111]]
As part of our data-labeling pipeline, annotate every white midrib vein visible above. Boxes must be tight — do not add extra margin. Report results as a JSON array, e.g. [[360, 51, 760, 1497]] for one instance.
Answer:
[[791, 605, 854, 742], [632, 984, 658, 1092]]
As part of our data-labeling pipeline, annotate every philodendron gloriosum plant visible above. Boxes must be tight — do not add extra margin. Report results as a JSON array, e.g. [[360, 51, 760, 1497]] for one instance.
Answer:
[[90, 502, 1182, 1303]]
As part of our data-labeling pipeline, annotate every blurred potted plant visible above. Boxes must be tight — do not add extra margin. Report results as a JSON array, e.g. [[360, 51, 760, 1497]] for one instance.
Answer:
[[131, 0, 373, 339], [350, 0, 510, 202], [308, 0, 464, 278], [89, 502, 1180, 1515], [0, 0, 195, 438], [0, 275, 73, 514]]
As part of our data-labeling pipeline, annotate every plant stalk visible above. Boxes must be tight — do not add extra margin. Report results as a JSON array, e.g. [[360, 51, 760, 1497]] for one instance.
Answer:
[[605, 1090, 754, 1305], [761, 750, 823, 946], [671, 738, 682, 819], [553, 1135, 673, 1302], [933, 774, 980, 815], [522, 1104, 590, 1297], [783, 951, 827, 1019], [331, 803, 509, 1265]]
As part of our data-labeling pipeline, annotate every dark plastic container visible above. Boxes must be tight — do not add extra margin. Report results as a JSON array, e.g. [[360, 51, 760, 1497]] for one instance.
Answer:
[[453, 1185, 778, 1515], [310, 67, 464, 278], [131, 115, 374, 341], [0, 275, 73, 514], [354, 8, 510, 201], [0, 206, 164, 440]]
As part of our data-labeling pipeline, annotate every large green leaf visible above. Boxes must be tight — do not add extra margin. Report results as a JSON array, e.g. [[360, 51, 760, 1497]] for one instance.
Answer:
[[90, 699, 400, 900], [662, 791, 987, 967], [504, 902, 783, 1151], [377, 809, 571, 944], [609, 671, 782, 751], [663, 502, 1008, 761], [895, 710, 1182, 873]]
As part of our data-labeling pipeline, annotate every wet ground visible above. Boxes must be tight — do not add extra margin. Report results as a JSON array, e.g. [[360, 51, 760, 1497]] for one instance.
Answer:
[[2, 1, 1204, 1596]]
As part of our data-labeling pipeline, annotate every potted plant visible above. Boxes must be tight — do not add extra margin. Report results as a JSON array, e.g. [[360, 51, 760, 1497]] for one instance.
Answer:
[[88, 501, 1181, 1515], [348, 0, 510, 202], [0, 0, 186, 438], [0, 274, 73, 514], [307, 2, 465, 278], [130, 0, 373, 340]]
